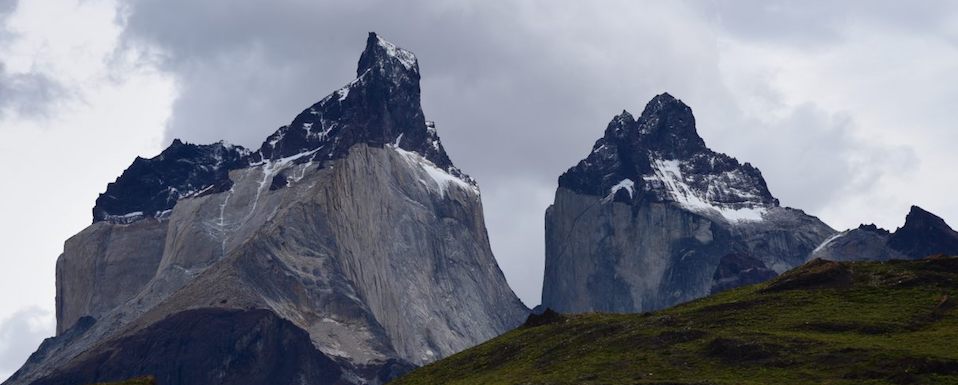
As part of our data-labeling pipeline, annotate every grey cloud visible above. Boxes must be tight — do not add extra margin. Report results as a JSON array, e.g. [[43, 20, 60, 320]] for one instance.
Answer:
[[118, 0, 941, 305], [0, 65, 63, 119], [0, 0, 64, 119], [709, 0, 958, 47], [0, 0, 14, 16], [709, 103, 917, 216]]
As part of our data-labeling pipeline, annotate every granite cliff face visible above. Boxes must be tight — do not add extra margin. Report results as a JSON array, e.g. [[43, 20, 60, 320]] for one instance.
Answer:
[[810, 205, 958, 262], [8, 33, 527, 385], [542, 94, 835, 313]]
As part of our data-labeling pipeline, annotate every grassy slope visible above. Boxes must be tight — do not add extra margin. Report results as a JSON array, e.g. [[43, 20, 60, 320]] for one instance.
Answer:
[[394, 257, 958, 385]]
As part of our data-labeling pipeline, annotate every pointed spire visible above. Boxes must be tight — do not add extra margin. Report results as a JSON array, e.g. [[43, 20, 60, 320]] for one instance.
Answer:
[[635, 92, 705, 156], [603, 109, 635, 137], [902, 205, 950, 230], [888, 205, 958, 259], [357, 32, 420, 78], [639, 92, 686, 121]]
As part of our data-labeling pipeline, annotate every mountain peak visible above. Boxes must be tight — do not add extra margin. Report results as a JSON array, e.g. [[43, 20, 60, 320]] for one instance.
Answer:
[[636, 93, 704, 155], [638, 92, 681, 119], [357, 32, 420, 78], [648, 91, 677, 105], [93, 33, 469, 223], [558, 92, 778, 222], [896, 205, 953, 236], [254, 32, 459, 172], [888, 205, 958, 259], [905, 205, 946, 226], [603, 110, 635, 137]]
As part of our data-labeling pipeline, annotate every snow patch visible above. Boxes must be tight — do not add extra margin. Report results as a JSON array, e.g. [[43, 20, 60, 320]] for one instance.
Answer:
[[606, 179, 635, 200], [114, 211, 142, 218], [392, 145, 478, 197], [376, 36, 418, 71], [336, 86, 349, 102], [104, 211, 145, 224], [242, 149, 320, 222], [812, 231, 847, 254], [647, 159, 767, 223]]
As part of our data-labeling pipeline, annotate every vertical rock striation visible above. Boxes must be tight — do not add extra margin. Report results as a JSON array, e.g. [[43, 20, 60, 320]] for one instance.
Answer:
[[8, 33, 527, 385]]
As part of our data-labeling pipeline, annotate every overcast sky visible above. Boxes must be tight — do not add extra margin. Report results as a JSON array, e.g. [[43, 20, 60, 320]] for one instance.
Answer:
[[2, 0, 958, 380]]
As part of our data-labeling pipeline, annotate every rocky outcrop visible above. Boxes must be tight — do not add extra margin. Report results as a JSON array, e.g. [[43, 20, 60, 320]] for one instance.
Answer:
[[7, 33, 527, 385], [542, 94, 835, 314], [33, 309, 350, 385], [811, 206, 958, 261], [710, 253, 778, 293]]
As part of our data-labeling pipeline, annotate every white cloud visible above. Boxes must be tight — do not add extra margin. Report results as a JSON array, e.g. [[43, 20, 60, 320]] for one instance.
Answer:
[[0, 0, 174, 373], [710, 8, 958, 229]]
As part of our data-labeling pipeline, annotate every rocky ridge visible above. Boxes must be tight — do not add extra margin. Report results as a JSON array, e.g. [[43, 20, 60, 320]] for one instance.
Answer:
[[811, 205, 958, 262]]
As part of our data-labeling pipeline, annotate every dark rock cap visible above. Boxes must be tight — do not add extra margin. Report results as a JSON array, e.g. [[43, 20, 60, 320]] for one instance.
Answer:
[[93, 33, 467, 223], [558, 92, 777, 210]]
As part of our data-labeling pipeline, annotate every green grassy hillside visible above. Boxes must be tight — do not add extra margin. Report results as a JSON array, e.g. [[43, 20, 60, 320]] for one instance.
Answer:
[[393, 257, 958, 385]]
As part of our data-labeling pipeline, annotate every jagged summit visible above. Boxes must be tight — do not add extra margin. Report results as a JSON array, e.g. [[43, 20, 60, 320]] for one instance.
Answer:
[[898, 205, 951, 231], [600, 94, 704, 155], [559, 92, 776, 224], [634, 93, 707, 156], [92, 140, 250, 223], [253, 32, 439, 161], [358, 32, 420, 77], [857, 223, 891, 235], [252, 32, 455, 169], [93, 32, 469, 223], [888, 205, 958, 258]]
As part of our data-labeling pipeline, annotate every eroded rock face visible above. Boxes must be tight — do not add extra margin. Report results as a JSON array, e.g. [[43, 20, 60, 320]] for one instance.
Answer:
[[55, 219, 167, 335], [8, 33, 526, 385], [542, 94, 835, 314]]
